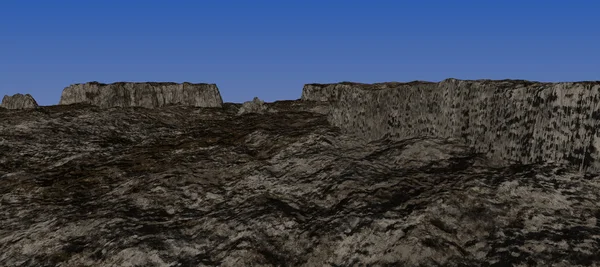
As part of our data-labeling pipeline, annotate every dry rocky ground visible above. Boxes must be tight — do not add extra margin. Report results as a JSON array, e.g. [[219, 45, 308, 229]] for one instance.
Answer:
[[1, 101, 599, 266]]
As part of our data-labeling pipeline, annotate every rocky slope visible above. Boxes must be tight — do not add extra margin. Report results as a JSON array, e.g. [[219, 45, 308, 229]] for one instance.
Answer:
[[59, 82, 223, 108], [1, 100, 599, 266], [1, 93, 39, 109], [302, 79, 600, 172]]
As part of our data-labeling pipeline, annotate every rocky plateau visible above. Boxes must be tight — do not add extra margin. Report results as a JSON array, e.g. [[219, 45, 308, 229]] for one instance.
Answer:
[[58, 82, 223, 108], [1, 80, 600, 266]]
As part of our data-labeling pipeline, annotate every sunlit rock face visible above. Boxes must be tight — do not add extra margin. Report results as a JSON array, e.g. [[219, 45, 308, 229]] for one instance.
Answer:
[[59, 81, 223, 108], [1, 93, 38, 109], [303, 79, 600, 171]]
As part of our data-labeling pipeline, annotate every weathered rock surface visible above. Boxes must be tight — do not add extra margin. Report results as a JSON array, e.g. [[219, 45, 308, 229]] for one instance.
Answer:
[[59, 82, 223, 108], [237, 96, 269, 115], [1, 93, 38, 109], [1, 101, 599, 266], [303, 79, 600, 171]]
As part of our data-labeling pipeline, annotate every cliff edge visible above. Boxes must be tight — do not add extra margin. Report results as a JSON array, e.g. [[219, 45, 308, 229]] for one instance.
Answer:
[[1, 93, 39, 109], [59, 82, 223, 108], [302, 79, 600, 171]]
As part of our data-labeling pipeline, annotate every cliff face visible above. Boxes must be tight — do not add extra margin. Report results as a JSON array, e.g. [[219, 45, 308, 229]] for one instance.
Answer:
[[59, 82, 223, 108], [302, 79, 600, 171], [1, 93, 39, 109]]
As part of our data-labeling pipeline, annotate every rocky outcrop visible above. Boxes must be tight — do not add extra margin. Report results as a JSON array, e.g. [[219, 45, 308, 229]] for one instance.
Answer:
[[1, 93, 38, 109], [302, 79, 600, 171], [59, 82, 223, 108], [237, 97, 270, 115], [1, 102, 599, 266]]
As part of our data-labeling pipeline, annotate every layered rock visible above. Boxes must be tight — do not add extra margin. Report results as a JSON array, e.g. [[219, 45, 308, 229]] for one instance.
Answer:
[[302, 79, 600, 171], [1, 93, 39, 109], [59, 82, 223, 108], [1, 102, 599, 266]]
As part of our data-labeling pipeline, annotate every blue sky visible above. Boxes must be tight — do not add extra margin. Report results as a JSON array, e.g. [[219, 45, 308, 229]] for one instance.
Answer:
[[1, 0, 599, 105]]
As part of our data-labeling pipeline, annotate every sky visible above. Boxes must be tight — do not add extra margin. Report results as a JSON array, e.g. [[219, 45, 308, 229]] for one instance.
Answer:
[[1, 0, 599, 106]]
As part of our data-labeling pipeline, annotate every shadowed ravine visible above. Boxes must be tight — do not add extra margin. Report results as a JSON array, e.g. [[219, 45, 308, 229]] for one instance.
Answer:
[[1, 99, 599, 266]]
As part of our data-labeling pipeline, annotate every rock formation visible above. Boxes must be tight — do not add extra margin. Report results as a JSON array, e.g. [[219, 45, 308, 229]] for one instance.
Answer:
[[237, 96, 270, 115], [59, 82, 223, 108], [1, 80, 600, 266], [303, 79, 600, 171], [1, 93, 38, 109]]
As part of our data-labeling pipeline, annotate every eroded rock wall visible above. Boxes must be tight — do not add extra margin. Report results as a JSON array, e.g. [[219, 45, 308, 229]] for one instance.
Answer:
[[302, 79, 600, 171], [59, 82, 223, 108], [1, 93, 39, 109]]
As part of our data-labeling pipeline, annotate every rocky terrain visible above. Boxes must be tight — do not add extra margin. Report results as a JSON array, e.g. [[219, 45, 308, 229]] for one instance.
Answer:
[[1, 93, 39, 109], [59, 82, 223, 108], [304, 79, 600, 171], [1, 80, 600, 266]]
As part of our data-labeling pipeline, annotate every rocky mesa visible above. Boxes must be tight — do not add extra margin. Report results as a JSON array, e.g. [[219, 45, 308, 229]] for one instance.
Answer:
[[1, 93, 39, 109], [303, 79, 600, 172], [58, 82, 223, 108]]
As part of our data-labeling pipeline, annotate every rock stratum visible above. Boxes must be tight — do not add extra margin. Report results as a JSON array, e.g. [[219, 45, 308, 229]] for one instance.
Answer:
[[1, 79, 600, 266], [1, 93, 38, 109], [303, 79, 600, 172], [59, 82, 223, 108]]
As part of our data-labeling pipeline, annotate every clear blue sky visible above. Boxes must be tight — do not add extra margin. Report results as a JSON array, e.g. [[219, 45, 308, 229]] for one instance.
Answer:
[[1, 0, 599, 106]]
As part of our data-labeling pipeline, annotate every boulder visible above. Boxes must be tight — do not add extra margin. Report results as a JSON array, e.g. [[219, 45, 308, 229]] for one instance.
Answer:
[[237, 97, 270, 115], [1, 93, 39, 109]]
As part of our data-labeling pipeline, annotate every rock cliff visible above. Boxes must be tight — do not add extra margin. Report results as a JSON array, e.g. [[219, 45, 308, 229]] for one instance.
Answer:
[[302, 79, 600, 171], [1, 93, 39, 109], [59, 82, 223, 108], [1, 102, 599, 266]]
